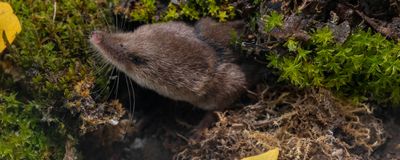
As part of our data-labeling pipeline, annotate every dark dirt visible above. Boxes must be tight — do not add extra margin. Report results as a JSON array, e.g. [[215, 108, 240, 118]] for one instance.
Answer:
[[79, 79, 206, 160], [372, 108, 400, 160]]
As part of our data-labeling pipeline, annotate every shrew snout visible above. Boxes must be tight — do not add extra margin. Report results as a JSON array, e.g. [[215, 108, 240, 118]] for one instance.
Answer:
[[90, 31, 139, 71], [90, 31, 105, 44]]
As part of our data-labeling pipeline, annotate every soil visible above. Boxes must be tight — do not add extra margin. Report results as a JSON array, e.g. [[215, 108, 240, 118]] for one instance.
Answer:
[[372, 108, 400, 160]]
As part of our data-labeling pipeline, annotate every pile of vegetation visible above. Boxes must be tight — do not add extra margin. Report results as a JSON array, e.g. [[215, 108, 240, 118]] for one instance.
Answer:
[[1, 0, 400, 159], [175, 87, 385, 159]]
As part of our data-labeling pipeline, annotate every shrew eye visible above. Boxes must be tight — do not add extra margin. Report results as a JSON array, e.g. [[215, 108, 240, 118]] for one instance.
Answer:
[[128, 54, 146, 65]]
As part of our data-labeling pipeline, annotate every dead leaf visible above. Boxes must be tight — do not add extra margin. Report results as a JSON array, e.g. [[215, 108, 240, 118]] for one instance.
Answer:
[[0, 2, 22, 53], [242, 148, 280, 160]]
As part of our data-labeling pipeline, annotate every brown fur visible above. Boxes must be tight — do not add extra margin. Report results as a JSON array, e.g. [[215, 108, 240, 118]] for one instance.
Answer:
[[195, 17, 244, 47], [90, 18, 249, 110]]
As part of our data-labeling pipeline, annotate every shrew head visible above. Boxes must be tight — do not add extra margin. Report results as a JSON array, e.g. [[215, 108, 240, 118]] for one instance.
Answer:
[[90, 31, 149, 73]]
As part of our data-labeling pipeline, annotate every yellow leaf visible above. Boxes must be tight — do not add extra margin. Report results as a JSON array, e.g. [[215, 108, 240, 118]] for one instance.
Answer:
[[242, 148, 280, 160], [0, 2, 22, 53]]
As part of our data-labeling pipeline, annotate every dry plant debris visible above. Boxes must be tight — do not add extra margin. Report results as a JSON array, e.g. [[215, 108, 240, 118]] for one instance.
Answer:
[[66, 77, 128, 134], [174, 88, 386, 160]]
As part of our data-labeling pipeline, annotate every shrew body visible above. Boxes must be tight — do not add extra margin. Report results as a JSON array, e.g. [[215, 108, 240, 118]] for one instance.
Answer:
[[90, 18, 252, 111]]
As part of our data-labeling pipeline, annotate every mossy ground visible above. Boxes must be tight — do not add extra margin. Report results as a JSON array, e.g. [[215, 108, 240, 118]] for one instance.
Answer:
[[0, 91, 58, 159], [0, 0, 122, 159]]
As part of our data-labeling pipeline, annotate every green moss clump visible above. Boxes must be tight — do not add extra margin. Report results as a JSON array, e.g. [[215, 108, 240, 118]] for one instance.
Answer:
[[0, 1, 111, 158], [268, 27, 400, 104], [0, 91, 63, 160], [5, 0, 107, 99], [130, 0, 157, 22], [117, 0, 236, 23]]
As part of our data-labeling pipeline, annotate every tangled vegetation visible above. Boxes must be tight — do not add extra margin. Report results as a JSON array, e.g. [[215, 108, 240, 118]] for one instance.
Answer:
[[175, 88, 385, 159]]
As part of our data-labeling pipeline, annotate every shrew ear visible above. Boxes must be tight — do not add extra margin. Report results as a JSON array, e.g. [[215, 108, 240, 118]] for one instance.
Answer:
[[128, 54, 147, 65]]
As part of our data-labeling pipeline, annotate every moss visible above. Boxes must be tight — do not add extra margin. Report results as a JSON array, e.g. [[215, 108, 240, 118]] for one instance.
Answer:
[[0, 91, 64, 160], [263, 10, 284, 32], [130, 0, 157, 22], [115, 0, 237, 23], [4, 0, 108, 99], [268, 27, 400, 104], [0, 1, 113, 158]]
